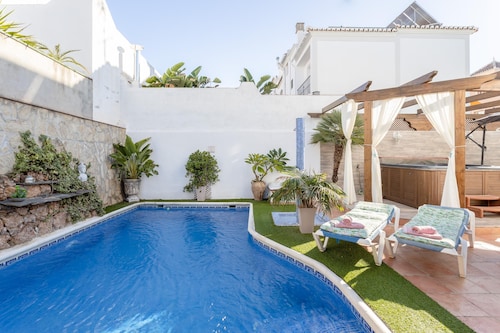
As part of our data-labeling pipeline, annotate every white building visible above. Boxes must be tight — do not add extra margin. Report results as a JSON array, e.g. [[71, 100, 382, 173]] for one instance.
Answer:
[[2, 0, 157, 126], [276, 2, 477, 96]]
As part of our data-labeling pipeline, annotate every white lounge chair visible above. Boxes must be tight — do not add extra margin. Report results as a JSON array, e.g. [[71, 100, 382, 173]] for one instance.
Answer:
[[313, 201, 400, 266], [385, 204, 475, 278]]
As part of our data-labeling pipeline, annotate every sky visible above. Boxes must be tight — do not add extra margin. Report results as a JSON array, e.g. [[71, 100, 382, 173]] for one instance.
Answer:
[[105, 0, 499, 88]]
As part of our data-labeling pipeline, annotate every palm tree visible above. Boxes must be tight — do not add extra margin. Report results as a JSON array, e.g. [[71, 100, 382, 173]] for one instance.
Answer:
[[239, 68, 277, 94], [310, 110, 364, 183]]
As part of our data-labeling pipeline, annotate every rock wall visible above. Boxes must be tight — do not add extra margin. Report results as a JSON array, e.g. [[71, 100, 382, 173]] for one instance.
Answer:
[[0, 175, 81, 249], [0, 97, 125, 206]]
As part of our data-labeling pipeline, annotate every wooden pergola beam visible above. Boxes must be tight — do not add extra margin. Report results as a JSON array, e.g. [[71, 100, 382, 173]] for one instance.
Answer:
[[346, 72, 499, 102], [347, 72, 500, 207], [321, 81, 372, 113], [400, 70, 438, 86]]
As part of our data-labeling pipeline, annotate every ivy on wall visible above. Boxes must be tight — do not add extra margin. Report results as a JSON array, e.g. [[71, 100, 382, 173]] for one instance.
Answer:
[[11, 131, 104, 221]]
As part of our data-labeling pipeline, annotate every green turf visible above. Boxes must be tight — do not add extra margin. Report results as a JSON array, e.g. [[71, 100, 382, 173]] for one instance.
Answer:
[[251, 200, 473, 333], [105, 199, 473, 332]]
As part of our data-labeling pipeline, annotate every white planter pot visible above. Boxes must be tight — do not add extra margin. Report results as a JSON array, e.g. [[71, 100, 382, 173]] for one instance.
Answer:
[[297, 207, 317, 234], [196, 186, 207, 201]]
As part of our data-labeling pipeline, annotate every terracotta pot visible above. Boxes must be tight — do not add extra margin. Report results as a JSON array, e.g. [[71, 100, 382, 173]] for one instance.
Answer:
[[298, 207, 317, 233], [123, 179, 141, 202], [251, 181, 267, 201]]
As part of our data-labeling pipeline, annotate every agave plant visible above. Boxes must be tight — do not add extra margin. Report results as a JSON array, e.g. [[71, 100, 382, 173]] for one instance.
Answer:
[[109, 135, 159, 179]]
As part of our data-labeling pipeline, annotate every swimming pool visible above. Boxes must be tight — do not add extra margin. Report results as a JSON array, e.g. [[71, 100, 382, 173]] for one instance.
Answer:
[[0, 203, 388, 332]]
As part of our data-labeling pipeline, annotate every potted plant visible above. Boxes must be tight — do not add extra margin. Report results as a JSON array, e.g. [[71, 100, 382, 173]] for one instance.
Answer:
[[184, 150, 220, 201], [109, 135, 159, 202], [10, 185, 27, 201], [244, 148, 291, 201], [270, 169, 346, 233]]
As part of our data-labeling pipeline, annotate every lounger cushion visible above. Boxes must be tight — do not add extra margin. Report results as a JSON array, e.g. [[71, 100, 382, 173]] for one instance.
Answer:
[[320, 202, 394, 239], [392, 205, 468, 250]]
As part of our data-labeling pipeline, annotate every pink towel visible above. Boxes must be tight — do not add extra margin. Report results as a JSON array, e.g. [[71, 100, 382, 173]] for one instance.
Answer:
[[403, 225, 443, 240], [333, 217, 364, 229], [411, 226, 437, 234]]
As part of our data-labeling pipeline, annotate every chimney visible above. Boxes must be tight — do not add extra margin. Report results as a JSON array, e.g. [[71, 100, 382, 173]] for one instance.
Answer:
[[295, 22, 305, 33]]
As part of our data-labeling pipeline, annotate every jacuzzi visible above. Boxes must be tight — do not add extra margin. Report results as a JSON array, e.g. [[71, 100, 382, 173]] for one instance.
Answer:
[[380, 162, 500, 208]]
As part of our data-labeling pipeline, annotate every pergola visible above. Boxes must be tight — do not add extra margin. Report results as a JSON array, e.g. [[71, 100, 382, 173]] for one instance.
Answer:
[[317, 71, 500, 208]]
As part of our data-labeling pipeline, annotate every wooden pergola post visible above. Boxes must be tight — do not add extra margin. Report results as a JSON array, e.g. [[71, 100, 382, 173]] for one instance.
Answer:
[[342, 72, 498, 206], [455, 90, 466, 207], [363, 101, 373, 202]]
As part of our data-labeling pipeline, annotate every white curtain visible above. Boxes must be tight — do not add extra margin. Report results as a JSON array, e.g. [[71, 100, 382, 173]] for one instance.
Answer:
[[416, 92, 459, 207], [341, 99, 357, 204], [371, 97, 405, 202]]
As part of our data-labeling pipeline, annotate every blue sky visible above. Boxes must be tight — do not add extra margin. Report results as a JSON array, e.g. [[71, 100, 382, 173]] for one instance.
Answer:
[[105, 0, 499, 88]]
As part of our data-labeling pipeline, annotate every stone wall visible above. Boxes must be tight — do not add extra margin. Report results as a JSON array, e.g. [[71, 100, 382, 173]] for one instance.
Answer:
[[0, 97, 125, 206], [0, 175, 73, 249]]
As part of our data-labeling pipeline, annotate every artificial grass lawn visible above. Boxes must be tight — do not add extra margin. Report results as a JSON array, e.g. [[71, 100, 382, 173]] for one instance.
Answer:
[[105, 200, 473, 333], [251, 200, 473, 333]]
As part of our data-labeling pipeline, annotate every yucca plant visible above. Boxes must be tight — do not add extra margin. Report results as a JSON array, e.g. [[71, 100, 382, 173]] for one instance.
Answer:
[[109, 135, 159, 179], [0, 3, 40, 47], [40, 44, 87, 73]]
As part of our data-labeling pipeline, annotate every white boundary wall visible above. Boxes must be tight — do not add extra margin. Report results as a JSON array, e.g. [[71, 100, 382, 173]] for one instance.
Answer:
[[121, 83, 334, 200]]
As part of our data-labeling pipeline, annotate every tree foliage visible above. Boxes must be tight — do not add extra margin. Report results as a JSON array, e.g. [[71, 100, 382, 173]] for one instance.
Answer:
[[239, 68, 277, 94], [109, 135, 159, 179], [310, 110, 364, 183], [144, 62, 221, 88]]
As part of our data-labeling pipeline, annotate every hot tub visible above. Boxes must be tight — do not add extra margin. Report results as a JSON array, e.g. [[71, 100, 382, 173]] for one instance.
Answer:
[[381, 162, 500, 208]]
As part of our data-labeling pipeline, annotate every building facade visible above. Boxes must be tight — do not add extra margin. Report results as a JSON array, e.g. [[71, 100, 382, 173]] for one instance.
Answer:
[[276, 3, 477, 96]]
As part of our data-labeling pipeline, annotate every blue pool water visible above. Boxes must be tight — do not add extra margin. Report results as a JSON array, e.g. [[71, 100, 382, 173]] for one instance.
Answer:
[[0, 206, 369, 332]]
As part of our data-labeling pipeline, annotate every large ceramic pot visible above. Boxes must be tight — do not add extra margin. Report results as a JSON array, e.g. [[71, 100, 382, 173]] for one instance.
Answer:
[[123, 179, 141, 202], [297, 207, 317, 234], [251, 181, 267, 201]]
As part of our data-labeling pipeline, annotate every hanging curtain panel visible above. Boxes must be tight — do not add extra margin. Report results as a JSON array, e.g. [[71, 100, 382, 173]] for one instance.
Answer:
[[416, 92, 459, 208], [371, 97, 405, 203], [341, 99, 358, 204]]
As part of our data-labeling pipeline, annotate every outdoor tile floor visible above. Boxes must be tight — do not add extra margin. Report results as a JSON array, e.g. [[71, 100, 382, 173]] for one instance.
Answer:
[[381, 201, 500, 333]]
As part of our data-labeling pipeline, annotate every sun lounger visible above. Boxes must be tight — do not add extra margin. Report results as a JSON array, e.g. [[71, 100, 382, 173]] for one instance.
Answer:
[[386, 204, 475, 278], [313, 201, 400, 266]]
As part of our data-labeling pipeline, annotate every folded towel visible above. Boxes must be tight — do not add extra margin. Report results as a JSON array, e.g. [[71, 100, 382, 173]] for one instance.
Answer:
[[411, 226, 437, 234], [332, 220, 364, 229], [342, 216, 353, 225], [403, 225, 442, 239]]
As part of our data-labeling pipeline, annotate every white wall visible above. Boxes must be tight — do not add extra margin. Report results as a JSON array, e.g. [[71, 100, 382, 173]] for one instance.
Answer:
[[0, 32, 92, 118], [4, 0, 157, 126], [120, 83, 333, 200], [282, 27, 474, 96]]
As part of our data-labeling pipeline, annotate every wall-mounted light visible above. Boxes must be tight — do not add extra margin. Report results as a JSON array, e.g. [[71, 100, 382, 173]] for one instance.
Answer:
[[392, 131, 402, 143]]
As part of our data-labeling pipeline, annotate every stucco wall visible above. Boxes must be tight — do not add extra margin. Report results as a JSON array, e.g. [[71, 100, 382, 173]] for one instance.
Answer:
[[0, 33, 92, 119], [120, 82, 334, 200], [4, 0, 157, 127]]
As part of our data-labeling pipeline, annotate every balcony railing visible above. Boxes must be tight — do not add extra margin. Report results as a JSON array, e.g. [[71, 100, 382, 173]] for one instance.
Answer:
[[297, 76, 311, 95]]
